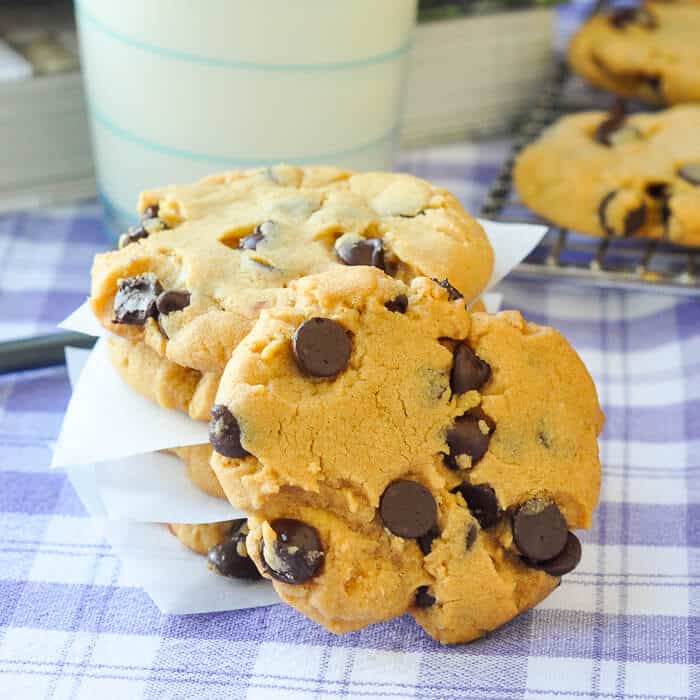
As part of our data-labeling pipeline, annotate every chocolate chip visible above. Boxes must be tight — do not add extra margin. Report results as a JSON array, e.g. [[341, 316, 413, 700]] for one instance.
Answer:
[[335, 237, 385, 270], [240, 221, 274, 250], [112, 273, 162, 325], [528, 531, 582, 577], [292, 318, 351, 378], [444, 408, 495, 469], [260, 518, 323, 584], [379, 480, 437, 539], [156, 290, 191, 316], [142, 204, 159, 220], [457, 483, 501, 529], [645, 182, 669, 199], [537, 431, 552, 449], [512, 500, 568, 562], [598, 191, 646, 237], [417, 526, 440, 555], [385, 294, 408, 314], [610, 6, 657, 29], [594, 106, 639, 147], [209, 404, 248, 458], [432, 278, 463, 301], [466, 524, 477, 550], [118, 226, 149, 249], [678, 163, 700, 186], [207, 520, 262, 580], [414, 586, 435, 608], [450, 343, 491, 395]]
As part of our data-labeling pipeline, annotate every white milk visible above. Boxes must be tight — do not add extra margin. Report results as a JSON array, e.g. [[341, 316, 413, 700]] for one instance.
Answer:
[[75, 0, 418, 236]]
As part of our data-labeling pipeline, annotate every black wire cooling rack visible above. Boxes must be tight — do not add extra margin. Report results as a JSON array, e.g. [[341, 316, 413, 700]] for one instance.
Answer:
[[480, 64, 700, 297]]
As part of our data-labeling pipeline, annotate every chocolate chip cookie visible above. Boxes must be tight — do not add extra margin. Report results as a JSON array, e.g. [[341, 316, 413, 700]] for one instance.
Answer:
[[568, 0, 700, 105], [91, 165, 494, 378], [514, 105, 700, 246], [209, 267, 603, 643]]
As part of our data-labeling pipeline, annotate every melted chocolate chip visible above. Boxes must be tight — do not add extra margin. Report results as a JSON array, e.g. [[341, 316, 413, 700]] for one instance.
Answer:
[[118, 226, 149, 249], [414, 586, 436, 608], [450, 343, 491, 395], [528, 531, 582, 577], [598, 191, 646, 237], [209, 404, 248, 458], [142, 203, 159, 220], [457, 483, 501, 529], [417, 526, 440, 555], [379, 480, 437, 539], [335, 237, 385, 270], [113, 274, 162, 325], [240, 221, 274, 250], [208, 520, 262, 580], [292, 318, 351, 378], [512, 500, 568, 562], [678, 163, 700, 186], [260, 518, 323, 584], [466, 524, 478, 550], [156, 290, 191, 316], [594, 104, 639, 147], [385, 294, 408, 314], [444, 408, 495, 469], [432, 278, 463, 301]]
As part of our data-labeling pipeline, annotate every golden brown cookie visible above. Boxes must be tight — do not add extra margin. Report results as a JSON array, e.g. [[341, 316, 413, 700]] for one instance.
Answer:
[[209, 267, 603, 643], [91, 165, 494, 377], [568, 0, 700, 105], [514, 105, 700, 246]]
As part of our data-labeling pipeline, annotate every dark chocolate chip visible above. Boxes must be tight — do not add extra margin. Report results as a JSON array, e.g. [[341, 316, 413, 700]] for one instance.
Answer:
[[645, 182, 669, 199], [643, 74, 662, 96], [335, 237, 385, 270], [414, 586, 435, 608], [594, 105, 639, 147], [292, 317, 351, 378], [444, 409, 495, 469], [512, 500, 568, 562], [156, 290, 191, 316], [537, 431, 552, 449], [385, 294, 408, 314], [113, 273, 162, 325], [142, 204, 159, 220], [209, 404, 248, 458], [457, 483, 501, 529], [240, 221, 274, 250], [379, 479, 437, 539], [466, 524, 478, 550], [678, 163, 700, 186], [118, 226, 149, 249], [598, 191, 646, 237], [528, 531, 582, 577], [260, 518, 323, 584], [450, 343, 491, 395], [207, 520, 262, 580], [610, 6, 657, 29], [417, 526, 440, 555], [432, 278, 463, 301]]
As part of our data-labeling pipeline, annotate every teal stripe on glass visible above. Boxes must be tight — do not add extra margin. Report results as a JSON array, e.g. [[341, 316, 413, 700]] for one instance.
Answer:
[[89, 103, 397, 166], [76, 0, 411, 72]]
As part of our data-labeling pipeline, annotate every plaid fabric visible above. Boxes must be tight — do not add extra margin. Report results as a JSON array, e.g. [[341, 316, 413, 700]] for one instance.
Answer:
[[0, 137, 698, 699]]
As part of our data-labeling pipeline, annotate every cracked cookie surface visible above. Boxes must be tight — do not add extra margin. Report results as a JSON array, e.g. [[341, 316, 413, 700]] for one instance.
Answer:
[[91, 165, 494, 376], [514, 106, 700, 246], [568, 0, 700, 105], [209, 267, 603, 643]]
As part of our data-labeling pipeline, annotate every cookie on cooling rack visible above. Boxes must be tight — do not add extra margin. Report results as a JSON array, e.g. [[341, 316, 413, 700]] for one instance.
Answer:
[[514, 104, 700, 246], [568, 0, 700, 106]]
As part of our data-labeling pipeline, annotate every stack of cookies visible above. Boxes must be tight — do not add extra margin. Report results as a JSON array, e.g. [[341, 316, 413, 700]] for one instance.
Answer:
[[88, 164, 603, 643], [514, 0, 700, 246]]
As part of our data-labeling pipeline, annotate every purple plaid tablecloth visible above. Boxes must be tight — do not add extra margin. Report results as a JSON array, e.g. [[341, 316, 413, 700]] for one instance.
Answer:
[[0, 140, 698, 699]]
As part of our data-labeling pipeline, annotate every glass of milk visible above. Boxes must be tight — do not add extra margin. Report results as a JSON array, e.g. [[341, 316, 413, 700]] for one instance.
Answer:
[[75, 0, 418, 238]]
